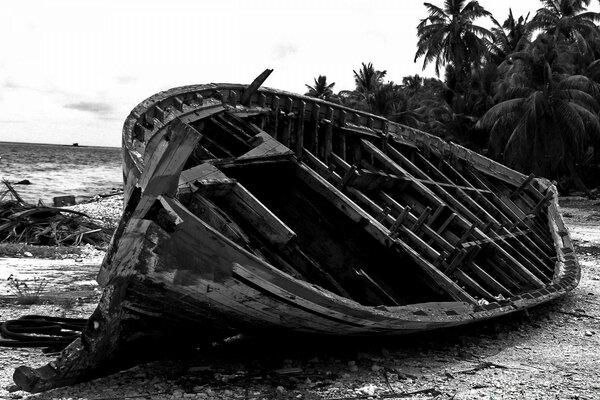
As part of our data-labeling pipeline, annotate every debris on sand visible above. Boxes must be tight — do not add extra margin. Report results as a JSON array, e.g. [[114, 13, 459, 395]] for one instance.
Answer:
[[0, 180, 112, 247]]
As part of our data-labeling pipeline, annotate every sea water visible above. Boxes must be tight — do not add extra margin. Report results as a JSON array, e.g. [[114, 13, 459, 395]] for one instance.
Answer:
[[0, 142, 122, 204]]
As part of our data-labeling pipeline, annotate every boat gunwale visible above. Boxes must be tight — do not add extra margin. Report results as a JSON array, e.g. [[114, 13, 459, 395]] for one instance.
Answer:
[[119, 82, 580, 324]]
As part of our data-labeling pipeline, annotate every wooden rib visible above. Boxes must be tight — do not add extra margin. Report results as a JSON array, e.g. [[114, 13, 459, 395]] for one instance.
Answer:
[[438, 158, 552, 263], [510, 173, 535, 199], [326, 155, 455, 252], [295, 101, 306, 157], [365, 140, 545, 288], [378, 192, 454, 251], [294, 162, 477, 304], [323, 107, 334, 162], [531, 190, 554, 215], [389, 143, 550, 283], [461, 166, 555, 254], [420, 154, 552, 276], [272, 96, 280, 141], [360, 140, 445, 209], [339, 111, 347, 160], [302, 148, 343, 185], [222, 183, 296, 248], [200, 134, 235, 158], [208, 117, 252, 152], [281, 97, 293, 147], [346, 187, 441, 261], [215, 113, 255, 139], [468, 262, 513, 297], [453, 270, 495, 301], [311, 104, 320, 155], [385, 143, 497, 226], [354, 269, 401, 306]]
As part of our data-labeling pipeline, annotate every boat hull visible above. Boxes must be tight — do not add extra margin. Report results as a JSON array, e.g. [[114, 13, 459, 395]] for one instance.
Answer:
[[13, 77, 579, 392]]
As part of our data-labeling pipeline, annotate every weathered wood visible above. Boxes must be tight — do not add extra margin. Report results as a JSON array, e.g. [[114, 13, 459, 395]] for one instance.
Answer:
[[19, 80, 580, 394], [241, 68, 273, 105], [222, 183, 296, 248], [295, 101, 306, 157]]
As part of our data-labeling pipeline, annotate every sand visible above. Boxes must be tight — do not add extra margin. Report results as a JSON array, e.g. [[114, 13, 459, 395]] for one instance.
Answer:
[[0, 195, 598, 399]]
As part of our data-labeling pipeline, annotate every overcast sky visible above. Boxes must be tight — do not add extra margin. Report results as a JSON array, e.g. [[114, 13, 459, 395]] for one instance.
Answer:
[[1, 0, 598, 147]]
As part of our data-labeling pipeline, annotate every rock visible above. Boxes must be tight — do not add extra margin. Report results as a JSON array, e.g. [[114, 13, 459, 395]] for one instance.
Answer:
[[23, 252, 33, 258], [356, 384, 378, 395]]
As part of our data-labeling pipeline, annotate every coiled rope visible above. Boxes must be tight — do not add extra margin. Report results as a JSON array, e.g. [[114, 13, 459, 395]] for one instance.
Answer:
[[0, 315, 86, 349]]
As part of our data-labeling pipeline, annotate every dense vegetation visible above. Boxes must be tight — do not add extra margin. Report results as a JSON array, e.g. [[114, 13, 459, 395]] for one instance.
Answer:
[[305, 0, 600, 196]]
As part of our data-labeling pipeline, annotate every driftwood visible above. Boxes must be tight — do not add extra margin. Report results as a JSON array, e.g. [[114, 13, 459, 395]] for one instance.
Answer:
[[0, 181, 112, 247]]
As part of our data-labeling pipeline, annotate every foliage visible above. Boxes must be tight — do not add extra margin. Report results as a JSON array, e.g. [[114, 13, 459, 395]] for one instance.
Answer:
[[303, 0, 600, 193], [477, 34, 600, 192], [414, 0, 493, 91], [305, 76, 336, 100], [6, 274, 48, 305]]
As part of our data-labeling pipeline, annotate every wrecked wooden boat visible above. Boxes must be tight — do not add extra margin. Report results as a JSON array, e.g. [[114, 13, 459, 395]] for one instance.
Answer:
[[14, 70, 579, 392]]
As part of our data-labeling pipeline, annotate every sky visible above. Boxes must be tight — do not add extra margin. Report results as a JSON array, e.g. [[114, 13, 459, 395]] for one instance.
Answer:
[[1, 0, 598, 147]]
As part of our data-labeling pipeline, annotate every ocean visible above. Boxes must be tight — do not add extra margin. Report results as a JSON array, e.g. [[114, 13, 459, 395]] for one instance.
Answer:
[[0, 142, 122, 204]]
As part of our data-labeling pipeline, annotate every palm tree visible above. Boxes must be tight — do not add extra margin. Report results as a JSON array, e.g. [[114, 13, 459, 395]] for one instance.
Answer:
[[477, 35, 600, 196], [414, 0, 494, 92], [489, 10, 533, 65], [305, 75, 336, 100], [529, 0, 600, 68], [530, 0, 600, 39], [353, 62, 387, 96], [338, 62, 388, 114]]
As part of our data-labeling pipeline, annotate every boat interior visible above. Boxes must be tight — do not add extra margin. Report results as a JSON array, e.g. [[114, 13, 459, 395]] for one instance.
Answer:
[[170, 107, 558, 308]]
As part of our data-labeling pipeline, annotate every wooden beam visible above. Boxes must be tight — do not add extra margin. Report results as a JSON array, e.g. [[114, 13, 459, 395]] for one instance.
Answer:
[[294, 162, 477, 304], [222, 183, 296, 248], [240, 68, 273, 106]]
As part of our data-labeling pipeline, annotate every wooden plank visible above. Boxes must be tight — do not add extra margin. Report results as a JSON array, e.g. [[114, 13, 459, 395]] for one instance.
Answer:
[[272, 96, 280, 141], [240, 68, 273, 106], [295, 101, 306, 157], [237, 132, 293, 161], [135, 119, 203, 217], [453, 270, 495, 301], [347, 187, 441, 261], [379, 192, 454, 251], [468, 262, 513, 297], [302, 148, 342, 184], [222, 183, 296, 248], [360, 139, 445, 209], [386, 143, 497, 226], [179, 163, 233, 192], [294, 162, 477, 304], [374, 141, 547, 288], [510, 173, 535, 199], [464, 167, 555, 257], [143, 104, 226, 168], [311, 104, 320, 154], [339, 111, 347, 160], [281, 97, 294, 147], [324, 107, 334, 162]]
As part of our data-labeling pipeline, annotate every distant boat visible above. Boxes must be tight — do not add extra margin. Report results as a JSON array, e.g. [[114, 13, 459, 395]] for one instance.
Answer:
[[14, 70, 580, 392], [72, 143, 79, 147]]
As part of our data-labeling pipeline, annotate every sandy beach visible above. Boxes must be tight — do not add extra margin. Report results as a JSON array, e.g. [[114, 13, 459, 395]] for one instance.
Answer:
[[0, 195, 599, 399]]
